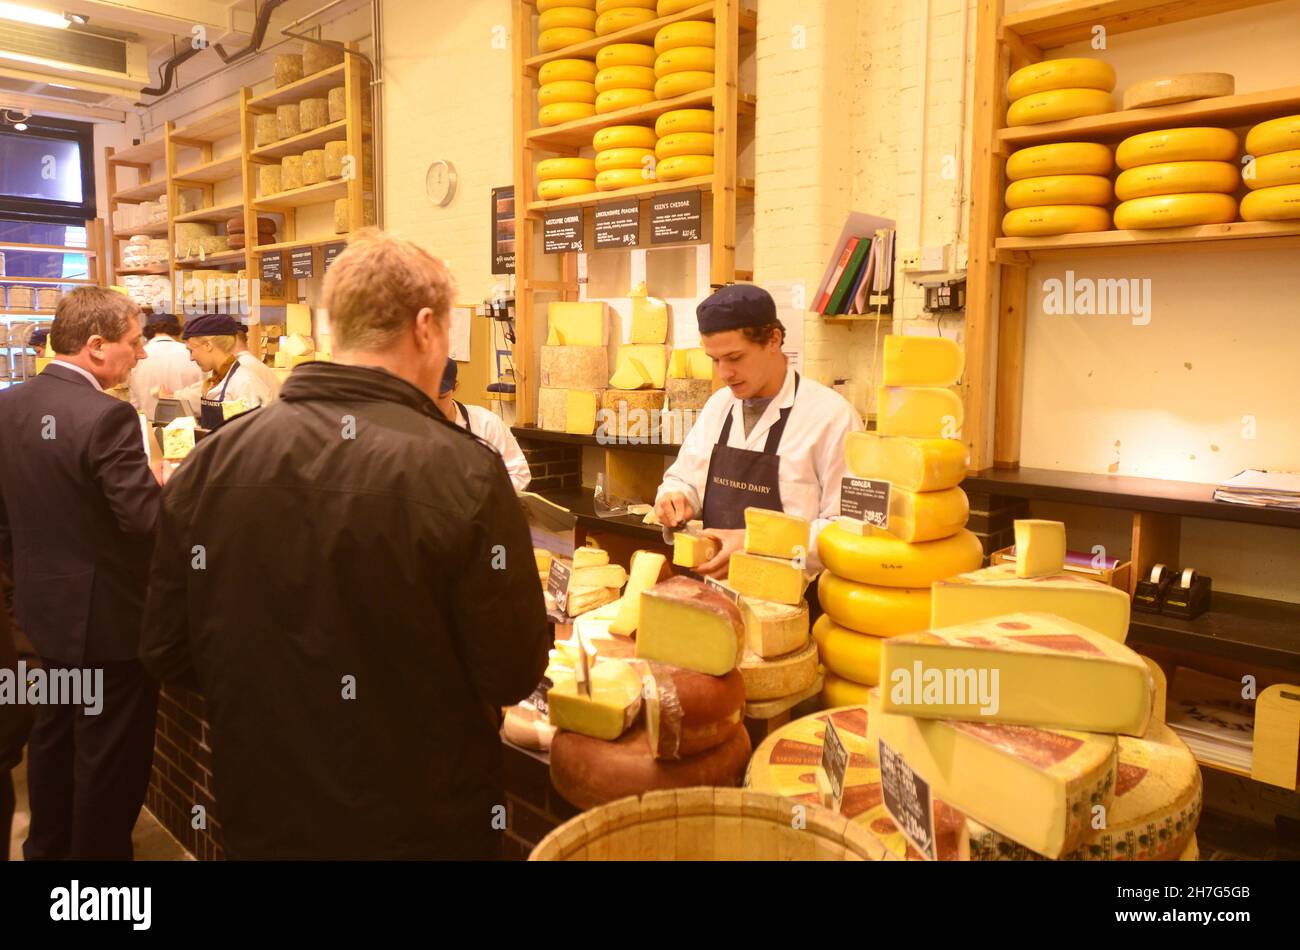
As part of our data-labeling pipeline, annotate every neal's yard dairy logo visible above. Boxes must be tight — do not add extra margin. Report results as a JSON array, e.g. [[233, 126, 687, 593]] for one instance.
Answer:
[[0, 663, 103, 716], [1042, 270, 1152, 326], [889, 662, 1000, 716], [50, 881, 151, 930]]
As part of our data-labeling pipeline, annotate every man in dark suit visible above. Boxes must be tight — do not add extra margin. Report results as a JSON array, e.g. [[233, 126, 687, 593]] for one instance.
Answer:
[[0, 287, 161, 860]]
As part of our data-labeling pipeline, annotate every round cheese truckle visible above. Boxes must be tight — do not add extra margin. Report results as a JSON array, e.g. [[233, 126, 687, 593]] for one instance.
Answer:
[[643, 665, 746, 759], [817, 522, 984, 588], [550, 723, 752, 811]]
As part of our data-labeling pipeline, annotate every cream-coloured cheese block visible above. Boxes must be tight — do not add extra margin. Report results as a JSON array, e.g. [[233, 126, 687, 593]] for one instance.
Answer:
[[818, 522, 983, 588], [502, 703, 557, 751], [738, 639, 819, 701], [539, 387, 567, 431], [877, 386, 964, 439], [565, 389, 601, 434], [540, 345, 609, 388], [1122, 73, 1234, 111], [668, 348, 689, 378], [546, 301, 607, 346], [868, 690, 1118, 859], [666, 376, 711, 410], [740, 598, 810, 658], [882, 334, 965, 387], [598, 389, 665, 440], [609, 343, 667, 389], [743, 507, 811, 559], [843, 432, 968, 492], [672, 532, 719, 567], [572, 545, 609, 570], [879, 612, 1153, 735], [570, 564, 628, 589], [883, 486, 970, 543], [1015, 519, 1066, 577], [686, 347, 713, 380], [163, 417, 197, 459], [637, 576, 746, 675], [813, 615, 883, 686], [629, 287, 669, 343], [286, 302, 312, 337], [727, 552, 811, 606], [609, 550, 668, 635], [817, 572, 931, 638], [567, 584, 621, 617], [547, 660, 643, 740]]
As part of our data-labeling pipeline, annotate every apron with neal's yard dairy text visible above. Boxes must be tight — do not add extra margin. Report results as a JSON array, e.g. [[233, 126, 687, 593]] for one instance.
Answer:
[[701, 374, 799, 531], [199, 359, 242, 431]]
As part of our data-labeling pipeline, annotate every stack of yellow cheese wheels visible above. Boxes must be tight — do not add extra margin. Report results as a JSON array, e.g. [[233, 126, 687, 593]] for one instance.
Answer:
[[594, 41, 656, 114], [1113, 127, 1240, 229], [1241, 115, 1300, 221], [654, 20, 715, 102], [537, 157, 598, 201], [654, 108, 714, 181], [657, 0, 697, 13], [537, 57, 598, 126], [537, 0, 597, 53], [593, 123, 657, 191], [1003, 141, 1114, 237], [1005, 57, 1115, 127], [594, 0, 657, 37], [814, 335, 982, 709]]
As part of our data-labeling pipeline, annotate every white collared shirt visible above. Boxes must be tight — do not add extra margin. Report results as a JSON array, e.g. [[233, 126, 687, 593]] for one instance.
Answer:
[[128, 335, 204, 418], [656, 364, 864, 571], [49, 359, 103, 391], [455, 402, 532, 493]]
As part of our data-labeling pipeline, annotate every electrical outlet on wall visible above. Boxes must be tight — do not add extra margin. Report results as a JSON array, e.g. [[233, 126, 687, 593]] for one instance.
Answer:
[[921, 245, 948, 272], [898, 248, 922, 271]]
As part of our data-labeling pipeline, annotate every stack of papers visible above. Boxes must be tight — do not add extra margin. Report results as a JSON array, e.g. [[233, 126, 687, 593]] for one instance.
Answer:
[[1213, 470, 1300, 510], [1168, 697, 1254, 772]]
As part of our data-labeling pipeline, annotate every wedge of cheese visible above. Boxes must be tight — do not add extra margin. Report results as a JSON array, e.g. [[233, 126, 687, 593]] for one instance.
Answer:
[[636, 576, 745, 675], [1014, 519, 1066, 577], [882, 334, 965, 387], [686, 348, 712, 380], [867, 690, 1118, 859], [547, 660, 643, 740], [931, 563, 1131, 643], [570, 564, 628, 589], [547, 301, 607, 346], [608, 550, 667, 635], [609, 343, 667, 390], [629, 286, 668, 343], [727, 552, 811, 606], [740, 598, 810, 658], [668, 348, 690, 378], [877, 386, 964, 439], [743, 508, 811, 559], [572, 546, 610, 569], [844, 432, 968, 492], [673, 532, 719, 568], [566, 585, 620, 616], [565, 389, 601, 434], [879, 612, 1153, 734]]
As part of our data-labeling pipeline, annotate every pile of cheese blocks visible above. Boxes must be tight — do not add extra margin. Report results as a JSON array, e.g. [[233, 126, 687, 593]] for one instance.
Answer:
[[1241, 115, 1300, 221], [661, 341, 712, 443], [552, 546, 631, 619], [600, 284, 668, 438], [814, 335, 982, 706], [1005, 57, 1114, 128], [538, 300, 608, 434], [592, 43, 659, 190], [652, 21, 715, 181], [1113, 127, 1240, 229], [1002, 141, 1115, 237]]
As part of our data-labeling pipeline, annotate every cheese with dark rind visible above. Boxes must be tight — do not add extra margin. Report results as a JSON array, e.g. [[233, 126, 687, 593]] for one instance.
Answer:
[[643, 665, 746, 759], [738, 639, 820, 701], [740, 597, 810, 658], [636, 575, 745, 674], [550, 722, 752, 810]]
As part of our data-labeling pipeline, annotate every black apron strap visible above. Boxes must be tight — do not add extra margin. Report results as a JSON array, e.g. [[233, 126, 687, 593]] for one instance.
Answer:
[[718, 373, 801, 453], [455, 400, 471, 429]]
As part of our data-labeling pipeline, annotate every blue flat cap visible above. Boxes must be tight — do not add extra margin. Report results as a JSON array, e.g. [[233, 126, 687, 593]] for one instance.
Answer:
[[181, 313, 242, 338], [697, 284, 778, 334]]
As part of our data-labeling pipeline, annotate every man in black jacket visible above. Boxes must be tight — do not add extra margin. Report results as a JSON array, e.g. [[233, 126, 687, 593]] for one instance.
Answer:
[[0, 287, 161, 860], [141, 229, 550, 860]]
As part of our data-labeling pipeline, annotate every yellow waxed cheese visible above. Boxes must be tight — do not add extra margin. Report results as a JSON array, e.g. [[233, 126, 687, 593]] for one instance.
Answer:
[[1002, 205, 1112, 236], [537, 177, 597, 200], [547, 301, 607, 346], [821, 672, 872, 709], [609, 550, 667, 635], [573, 545, 610, 570], [1006, 88, 1113, 127], [595, 65, 656, 93], [686, 347, 713, 380], [656, 108, 713, 137], [1113, 193, 1237, 229], [727, 552, 810, 606], [879, 612, 1153, 736], [817, 522, 983, 588], [1006, 142, 1113, 181], [593, 124, 657, 151], [813, 614, 884, 686], [1004, 174, 1114, 208], [539, 58, 599, 85], [538, 157, 599, 180], [1246, 115, 1300, 158], [654, 70, 714, 100], [817, 572, 930, 638], [596, 7, 656, 35], [1014, 519, 1066, 577], [609, 343, 667, 389], [596, 43, 656, 70], [538, 27, 597, 53], [654, 20, 714, 54], [630, 291, 669, 343], [565, 389, 601, 434], [740, 598, 810, 659], [884, 486, 970, 543], [547, 660, 643, 740], [570, 564, 629, 588], [655, 131, 714, 158], [1116, 127, 1239, 169], [595, 146, 655, 171], [672, 532, 719, 567], [1114, 161, 1238, 200], [636, 576, 745, 675], [738, 640, 819, 701], [539, 7, 597, 31], [743, 508, 811, 560], [1244, 150, 1300, 190], [538, 101, 598, 127], [595, 88, 656, 114], [1007, 58, 1116, 101], [882, 335, 965, 387], [1240, 184, 1300, 221], [843, 432, 968, 492], [877, 386, 964, 439], [931, 562, 1132, 643], [538, 80, 598, 106], [656, 154, 713, 180], [655, 46, 715, 78]]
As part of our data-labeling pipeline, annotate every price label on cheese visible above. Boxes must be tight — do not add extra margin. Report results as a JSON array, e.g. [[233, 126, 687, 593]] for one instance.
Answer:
[[878, 737, 937, 861], [546, 559, 572, 615], [526, 676, 553, 717], [290, 246, 314, 279], [840, 476, 890, 528], [323, 243, 346, 269], [649, 190, 702, 245], [543, 208, 584, 254], [820, 717, 849, 812], [703, 575, 741, 604], [594, 198, 640, 249], [259, 250, 284, 283]]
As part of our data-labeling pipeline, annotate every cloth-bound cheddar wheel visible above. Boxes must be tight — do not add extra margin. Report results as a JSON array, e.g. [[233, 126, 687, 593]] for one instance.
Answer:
[[817, 571, 930, 638], [1002, 204, 1112, 237], [817, 522, 983, 587], [1006, 88, 1113, 127], [537, 178, 598, 200], [593, 124, 657, 150], [595, 64, 655, 92], [655, 20, 714, 54], [1006, 142, 1113, 181], [1113, 193, 1238, 229], [538, 157, 597, 181], [655, 70, 713, 100], [596, 42, 656, 69], [655, 131, 714, 159], [539, 101, 597, 126], [594, 146, 655, 171], [538, 27, 596, 52], [596, 167, 652, 190], [738, 640, 819, 701], [655, 46, 715, 77], [1114, 161, 1238, 201], [1246, 115, 1300, 158], [1240, 184, 1300, 221], [1116, 127, 1239, 169], [596, 88, 656, 113], [539, 0, 595, 10], [539, 7, 597, 31], [550, 723, 751, 811], [538, 80, 597, 106], [1007, 57, 1116, 101], [596, 7, 657, 35], [656, 154, 712, 180], [1005, 175, 1112, 209], [1245, 150, 1300, 190], [539, 58, 598, 85], [1122, 72, 1234, 110], [656, 108, 713, 137], [598, 0, 654, 11], [657, 0, 697, 14]]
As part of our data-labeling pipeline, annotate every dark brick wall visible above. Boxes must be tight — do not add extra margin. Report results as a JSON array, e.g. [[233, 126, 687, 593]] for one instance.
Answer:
[[964, 490, 1030, 558], [146, 686, 223, 861], [501, 743, 580, 861], [519, 438, 582, 494]]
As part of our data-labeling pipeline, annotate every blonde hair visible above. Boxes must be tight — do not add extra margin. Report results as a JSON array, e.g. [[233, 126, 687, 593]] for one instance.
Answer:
[[322, 227, 456, 351], [206, 335, 238, 354]]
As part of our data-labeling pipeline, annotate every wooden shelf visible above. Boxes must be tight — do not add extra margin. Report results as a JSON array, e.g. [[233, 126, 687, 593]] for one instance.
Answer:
[[1002, 0, 1286, 49], [524, 3, 756, 68], [822, 313, 891, 326], [513, 425, 682, 457], [110, 138, 166, 165], [170, 107, 242, 145], [529, 174, 711, 213], [175, 251, 246, 268], [996, 220, 1300, 258], [0, 276, 94, 286], [113, 223, 170, 239], [174, 154, 244, 185], [115, 266, 170, 276], [173, 202, 245, 224], [113, 178, 169, 203], [248, 63, 346, 110], [251, 119, 349, 161], [999, 84, 1300, 149], [251, 237, 342, 254], [0, 241, 93, 255], [253, 178, 350, 210], [1128, 593, 1300, 674], [527, 89, 755, 150]]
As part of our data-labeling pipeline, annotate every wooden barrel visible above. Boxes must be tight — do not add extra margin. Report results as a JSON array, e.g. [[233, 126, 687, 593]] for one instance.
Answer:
[[530, 787, 891, 861]]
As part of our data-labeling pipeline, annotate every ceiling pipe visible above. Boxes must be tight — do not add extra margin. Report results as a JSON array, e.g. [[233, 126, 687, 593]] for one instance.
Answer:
[[135, 0, 290, 100]]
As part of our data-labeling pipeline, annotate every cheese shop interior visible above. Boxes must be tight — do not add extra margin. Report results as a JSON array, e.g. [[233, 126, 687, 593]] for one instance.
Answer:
[[0, 0, 1298, 870]]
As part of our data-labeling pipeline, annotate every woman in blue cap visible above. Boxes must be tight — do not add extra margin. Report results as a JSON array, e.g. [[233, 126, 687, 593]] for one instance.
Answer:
[[176, 313, 279, 428], [433, 358, 531, 492]]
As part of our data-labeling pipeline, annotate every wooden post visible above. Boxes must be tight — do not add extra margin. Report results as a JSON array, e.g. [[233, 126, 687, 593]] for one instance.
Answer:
[[162, 122, 177, 313], [514, 0, 538, 425], [711, 0, 739, 289], [1129, 511, 1181, 598]]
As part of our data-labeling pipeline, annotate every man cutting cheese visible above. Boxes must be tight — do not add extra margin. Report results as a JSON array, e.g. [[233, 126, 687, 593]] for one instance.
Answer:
[[434, 359, 531, 492], [653, 284, 863, 578]]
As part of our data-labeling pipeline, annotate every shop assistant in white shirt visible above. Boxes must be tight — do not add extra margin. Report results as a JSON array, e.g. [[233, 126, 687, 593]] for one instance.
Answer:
[[434, 359, 531, 492]]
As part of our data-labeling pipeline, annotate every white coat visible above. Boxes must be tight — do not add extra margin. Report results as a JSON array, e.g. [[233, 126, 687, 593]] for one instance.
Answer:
[[176, 355, 280, 418], [454, 401, 531, 493], [128, 335, 203, 420]]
